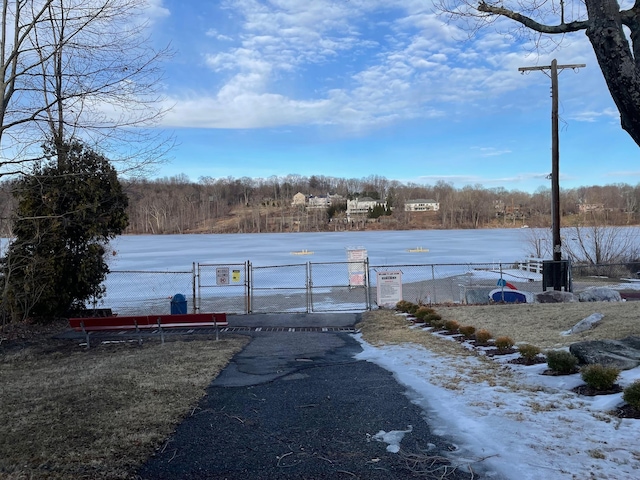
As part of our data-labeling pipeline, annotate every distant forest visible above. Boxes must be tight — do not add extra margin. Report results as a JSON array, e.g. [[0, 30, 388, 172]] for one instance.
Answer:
[[1, 174, 639, 235]]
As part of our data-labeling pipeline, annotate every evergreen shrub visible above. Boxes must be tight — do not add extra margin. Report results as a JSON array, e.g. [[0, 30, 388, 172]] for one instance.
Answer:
[[580, 364, 620, 391], [429, 317, 446, 330], [495, 336, 515, 351], [458, 325, 476, 339], [623, 381, 640, 409], [475, 329, 492, 346], [423, 313, 442, 326], [443, 319, 460, 333], [395, 300, 413, 313], [546, 350, 579, 374], [517, 344, 542, 361], [414, 306, 436, 321]]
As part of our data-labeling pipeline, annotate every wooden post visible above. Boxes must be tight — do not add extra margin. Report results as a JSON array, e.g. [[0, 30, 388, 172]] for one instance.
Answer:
[[518, 60, 585, 289]]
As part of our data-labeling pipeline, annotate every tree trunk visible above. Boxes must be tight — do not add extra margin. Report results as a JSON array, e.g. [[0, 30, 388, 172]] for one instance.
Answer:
[[585, 0, 640, 146]]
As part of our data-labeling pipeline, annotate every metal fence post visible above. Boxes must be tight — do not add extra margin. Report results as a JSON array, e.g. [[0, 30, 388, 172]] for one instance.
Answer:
[[365, 258, 371, 310], [192, 262, 197, 313], [307, 262, 312, 313], [431, 264, 436, 304], [246, 260, 252, 314]]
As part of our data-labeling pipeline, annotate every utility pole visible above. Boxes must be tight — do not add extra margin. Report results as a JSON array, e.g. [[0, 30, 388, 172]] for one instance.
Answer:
[[518, 59, 585, 263]]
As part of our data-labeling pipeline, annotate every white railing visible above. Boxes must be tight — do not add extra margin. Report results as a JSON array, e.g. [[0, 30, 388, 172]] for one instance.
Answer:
[[518, 258, 544, 274]]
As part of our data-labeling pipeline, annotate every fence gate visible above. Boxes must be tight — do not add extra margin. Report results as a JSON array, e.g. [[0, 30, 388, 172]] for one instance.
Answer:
[[309, 261, 370, 312], [250, 263, 309, 313], [196, 262, 249, 314]]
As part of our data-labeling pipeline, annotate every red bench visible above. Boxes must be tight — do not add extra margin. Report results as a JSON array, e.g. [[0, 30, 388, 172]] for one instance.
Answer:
[[69, 312, 229, 348], [69, 313, 228, 331]]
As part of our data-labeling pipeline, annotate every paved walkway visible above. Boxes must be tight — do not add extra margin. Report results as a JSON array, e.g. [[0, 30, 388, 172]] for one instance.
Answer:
[[135, 313, 475, 480]]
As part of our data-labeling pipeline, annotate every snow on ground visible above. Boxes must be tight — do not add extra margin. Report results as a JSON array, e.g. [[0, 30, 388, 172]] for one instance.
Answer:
[[355, 334, 640, 480]]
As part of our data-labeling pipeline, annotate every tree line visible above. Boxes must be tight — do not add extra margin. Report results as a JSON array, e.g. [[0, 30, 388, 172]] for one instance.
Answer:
[[3, 174, 636, 236]]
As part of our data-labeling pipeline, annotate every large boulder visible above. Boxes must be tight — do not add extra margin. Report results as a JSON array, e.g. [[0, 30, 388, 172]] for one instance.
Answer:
[[578, 287, 622, 302], [535, 290, 578, 303], [569, 336, 640, 370]]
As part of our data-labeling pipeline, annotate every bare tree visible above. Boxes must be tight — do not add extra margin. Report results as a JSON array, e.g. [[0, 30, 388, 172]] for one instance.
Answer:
[[563, 225, 640, 264], [438, 0, 640, 148], [0, 0, 170, 176]]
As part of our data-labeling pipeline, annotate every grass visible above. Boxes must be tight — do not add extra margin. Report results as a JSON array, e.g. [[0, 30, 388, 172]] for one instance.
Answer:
[[429, 301, 640, 349], [0, 326, 248, 479], [3, 300, 639, 478]]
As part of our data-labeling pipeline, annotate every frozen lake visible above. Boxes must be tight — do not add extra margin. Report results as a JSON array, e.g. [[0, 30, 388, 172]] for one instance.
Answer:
[[106, 228, 537, 271], [3, 228, 638, 314]]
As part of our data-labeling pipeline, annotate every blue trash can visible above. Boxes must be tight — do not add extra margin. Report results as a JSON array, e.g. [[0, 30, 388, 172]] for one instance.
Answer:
[[170, 293, 187, 314]]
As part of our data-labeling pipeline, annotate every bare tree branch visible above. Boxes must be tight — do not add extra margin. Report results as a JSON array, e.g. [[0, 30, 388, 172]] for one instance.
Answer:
[[477, 1, 590, 33]]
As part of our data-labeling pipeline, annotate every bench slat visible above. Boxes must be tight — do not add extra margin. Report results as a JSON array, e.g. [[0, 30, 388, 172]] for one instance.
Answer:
[[69, 313, 228, 331]]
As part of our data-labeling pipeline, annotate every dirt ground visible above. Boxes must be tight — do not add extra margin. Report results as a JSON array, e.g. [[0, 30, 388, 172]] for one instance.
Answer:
[[422, 301, 639, 349]]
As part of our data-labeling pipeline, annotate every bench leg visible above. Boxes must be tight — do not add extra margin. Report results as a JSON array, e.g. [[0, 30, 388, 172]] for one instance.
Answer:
[[157, 317, 165, 344], [134, 320, 142, 346], [81, 321, 90, 349]]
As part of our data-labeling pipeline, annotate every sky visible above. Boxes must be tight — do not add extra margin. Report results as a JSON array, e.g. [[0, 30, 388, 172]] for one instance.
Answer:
[[356, 329, 640, 479], [143, 0, 640, 192]]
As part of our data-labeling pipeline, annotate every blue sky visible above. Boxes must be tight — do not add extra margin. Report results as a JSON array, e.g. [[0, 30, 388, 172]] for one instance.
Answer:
[[144, 0, 639, 192]]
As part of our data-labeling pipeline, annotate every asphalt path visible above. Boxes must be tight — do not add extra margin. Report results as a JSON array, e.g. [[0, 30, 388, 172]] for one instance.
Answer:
[[137, 314, 476, 480]]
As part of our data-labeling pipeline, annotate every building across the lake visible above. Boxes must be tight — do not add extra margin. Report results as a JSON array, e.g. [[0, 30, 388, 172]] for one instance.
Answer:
[[291, 192, 345, 209], [404, 199, 440, 212]]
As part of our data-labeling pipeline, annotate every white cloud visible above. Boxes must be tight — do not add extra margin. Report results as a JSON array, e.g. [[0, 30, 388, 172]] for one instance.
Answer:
[[473, 146, 513, 157], [206, 29, 233, 41], [143, 0, 170, 20], [161, 1, 618, 133], [413, 173, 551, 187], [569, 108, 619, 123]]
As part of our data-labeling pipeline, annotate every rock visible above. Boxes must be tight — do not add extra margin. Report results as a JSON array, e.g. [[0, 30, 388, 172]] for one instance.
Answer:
[[561, 313, 604, 336], [569, 336, 640, 370], [535, 291, 578, 303], [578, 287, 622, 302], [463, 287, 493, 305]]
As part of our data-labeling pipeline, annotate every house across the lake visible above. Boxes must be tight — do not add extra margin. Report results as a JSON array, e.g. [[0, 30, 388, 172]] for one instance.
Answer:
[[404, 199, 440, 212]]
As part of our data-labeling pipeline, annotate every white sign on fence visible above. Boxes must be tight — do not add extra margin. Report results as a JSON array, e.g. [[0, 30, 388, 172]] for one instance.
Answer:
[[216, 267, 230, 285], [346, 247, 367, 287], [376, 271, 402, 307]]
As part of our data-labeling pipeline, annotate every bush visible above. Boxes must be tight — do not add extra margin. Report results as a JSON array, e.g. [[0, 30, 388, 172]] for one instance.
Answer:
[[443, 319, 460, 333], [414, 306, 436, 321], [408, 304, 420, 315], [428, 316, 446, 330], [623, 380, 640, 409], [421, 312, 442, 326], [495, 336, 515, 351], [580, 364, 620, 391], [517, 344, 542, 361], [396, 300, 414, 313], [3, 140, 129, 322], [546, 350, 579, 374], [475, 329, 492, 346], [458, 325, 476, 339]]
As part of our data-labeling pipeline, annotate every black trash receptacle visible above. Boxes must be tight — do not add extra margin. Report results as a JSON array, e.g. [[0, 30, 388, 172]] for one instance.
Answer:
[[170, 293, 187, 314], [542, 260, 571, 291]]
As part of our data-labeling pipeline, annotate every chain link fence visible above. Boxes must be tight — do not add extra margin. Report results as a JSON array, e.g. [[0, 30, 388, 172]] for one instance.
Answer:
[[196, 263, 248, 314], [97, 270, 195, 316], [96, 259, 640, 315]]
